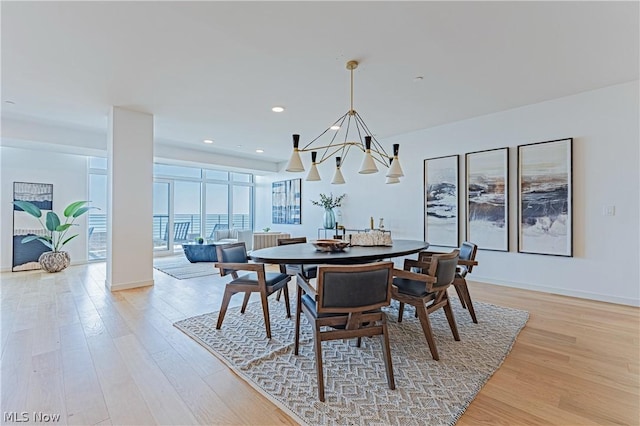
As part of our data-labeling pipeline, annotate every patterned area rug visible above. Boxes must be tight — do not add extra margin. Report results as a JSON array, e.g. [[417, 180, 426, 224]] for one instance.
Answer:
[[153, 257, 218, 279], [174, 298, 528, 425]]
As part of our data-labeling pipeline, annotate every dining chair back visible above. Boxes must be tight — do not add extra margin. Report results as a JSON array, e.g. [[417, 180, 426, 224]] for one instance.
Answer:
[[294, 261, 395, 401], [214, 242, 291, 339]]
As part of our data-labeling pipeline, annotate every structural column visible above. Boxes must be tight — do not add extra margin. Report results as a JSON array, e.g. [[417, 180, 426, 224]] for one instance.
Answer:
[[106, 106, 154, 291]]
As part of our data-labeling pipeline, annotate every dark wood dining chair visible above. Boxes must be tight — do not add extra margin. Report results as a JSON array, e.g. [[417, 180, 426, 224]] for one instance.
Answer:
[[277, 236, 318, 279], [294, 261, 396, 402], [275, 237, 318, 302], [392, 249, 460, 361], [418, 242, 479, 323], [214, 242, 291, 339]]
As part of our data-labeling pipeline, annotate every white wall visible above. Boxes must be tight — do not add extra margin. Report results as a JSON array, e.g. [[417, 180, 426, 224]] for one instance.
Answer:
[[255, 81, 640, 306], [0, 147, 89, 270]]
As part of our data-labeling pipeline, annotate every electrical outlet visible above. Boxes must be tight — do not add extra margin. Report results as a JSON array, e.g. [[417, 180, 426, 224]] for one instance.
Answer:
[[603, 205, 616, 216]]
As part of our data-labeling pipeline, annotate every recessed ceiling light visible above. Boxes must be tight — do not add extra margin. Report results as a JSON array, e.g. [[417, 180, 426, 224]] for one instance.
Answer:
[[330, 125, 340, 130], [272, 106, 285, 112], [413, 76, 424, 82], [256, 149, 264, 153], [203, 139, 214, 144]]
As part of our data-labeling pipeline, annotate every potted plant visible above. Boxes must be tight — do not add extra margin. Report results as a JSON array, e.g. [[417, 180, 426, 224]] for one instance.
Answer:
[[13, 200, 96, 272], [195, 236, 205, 244], [310, 193, 345, 229]]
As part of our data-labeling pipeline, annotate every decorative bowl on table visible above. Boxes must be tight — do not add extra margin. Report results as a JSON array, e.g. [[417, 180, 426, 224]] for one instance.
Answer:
[[311, 239, 350, 252]]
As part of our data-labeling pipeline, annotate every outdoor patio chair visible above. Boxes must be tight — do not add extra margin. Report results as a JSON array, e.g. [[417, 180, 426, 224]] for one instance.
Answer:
[[208, 223, 229, 239], [164, 221, 190, 243]]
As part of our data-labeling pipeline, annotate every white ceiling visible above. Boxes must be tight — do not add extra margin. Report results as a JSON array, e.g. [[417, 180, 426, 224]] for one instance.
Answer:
[[1, 1, 638, 164]]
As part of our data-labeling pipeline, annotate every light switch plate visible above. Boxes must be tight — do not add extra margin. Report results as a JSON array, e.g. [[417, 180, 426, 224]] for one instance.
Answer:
[[603, 205, 616, 216]]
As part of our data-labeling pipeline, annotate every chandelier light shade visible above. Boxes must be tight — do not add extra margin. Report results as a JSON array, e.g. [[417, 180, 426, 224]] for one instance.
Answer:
[[286, 60, 402, 184], [331, 157, 346, 185], [358, 136, 379, 174], [385, 157, 401, 184], [306, 151, 321, 181], [385, 144, 405, 178], [285, 134, 305, 172]]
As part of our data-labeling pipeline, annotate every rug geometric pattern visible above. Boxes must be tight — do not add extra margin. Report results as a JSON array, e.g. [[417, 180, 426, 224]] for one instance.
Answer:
[[174, 298, 528, 425], [153, 257, 219, 280]]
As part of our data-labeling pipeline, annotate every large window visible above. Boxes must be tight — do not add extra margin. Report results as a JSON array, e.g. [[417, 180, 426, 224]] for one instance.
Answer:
[[205, 183, 229, 238], [153, 181, 171, 251], [88, 158, 255, 258], [88, 172, 107, 260]]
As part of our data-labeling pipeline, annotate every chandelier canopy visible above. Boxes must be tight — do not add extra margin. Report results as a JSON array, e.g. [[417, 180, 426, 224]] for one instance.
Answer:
[[285, 60, 404, 184]]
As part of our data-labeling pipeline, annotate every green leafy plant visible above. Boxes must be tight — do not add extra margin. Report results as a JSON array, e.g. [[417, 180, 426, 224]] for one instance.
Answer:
[[13, 200, 97, 252], [310, 193, 345, 209], [263, 227, 271, 232], [195, 236, 204, 244]]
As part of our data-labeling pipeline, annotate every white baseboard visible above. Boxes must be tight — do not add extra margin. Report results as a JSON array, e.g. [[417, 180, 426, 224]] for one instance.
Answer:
[[106, 279, 154, 292], [471, 275, 640, 307]]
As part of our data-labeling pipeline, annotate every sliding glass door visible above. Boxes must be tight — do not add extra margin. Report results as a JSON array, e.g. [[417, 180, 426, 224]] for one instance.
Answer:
[[205, 183, 229, 239], [92, 161, 254, 258], [174, 181, 201, 244], [153, 180, 171, 252]]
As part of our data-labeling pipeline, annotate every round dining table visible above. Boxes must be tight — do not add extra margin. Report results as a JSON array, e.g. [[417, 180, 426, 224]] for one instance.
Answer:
[[249, 239, 429, 265]]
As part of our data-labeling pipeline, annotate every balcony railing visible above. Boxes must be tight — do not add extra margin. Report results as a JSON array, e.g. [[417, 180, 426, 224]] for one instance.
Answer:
[[87, 214, 252, 259]]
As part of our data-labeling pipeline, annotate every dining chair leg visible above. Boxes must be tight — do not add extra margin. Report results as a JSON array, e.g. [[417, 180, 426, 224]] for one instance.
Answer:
[[397, 302, 405, 322], [415, 304, 439, 361], [443, 298, 460, 341], [282, 284, 291, 318], [294, 289, 302, 355], [260, 291, 272, 339], [313, 325, 325, 402], [380, 315, 395, 390], [216, 288, 233, 330], [275, 288, 282, 302], [457, 282, 478, 324], [240, 292, 251, 314], [454, 284, 467, 309]]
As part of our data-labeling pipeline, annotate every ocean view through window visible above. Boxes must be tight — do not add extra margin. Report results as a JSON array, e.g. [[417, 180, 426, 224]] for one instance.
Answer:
[[88, 158, 254, 259]]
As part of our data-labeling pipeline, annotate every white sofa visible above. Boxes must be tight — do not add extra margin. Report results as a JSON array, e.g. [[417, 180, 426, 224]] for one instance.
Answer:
[[212, 229, 238, 244]]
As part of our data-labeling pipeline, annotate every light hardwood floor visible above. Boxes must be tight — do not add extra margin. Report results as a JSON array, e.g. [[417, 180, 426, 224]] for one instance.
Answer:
[[1, 260, 638, 425]]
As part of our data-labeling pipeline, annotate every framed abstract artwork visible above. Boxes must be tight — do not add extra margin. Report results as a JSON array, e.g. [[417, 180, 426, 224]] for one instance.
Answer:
[[424, 155, 459, 247], [517, 138, 573, 256], [466, 148, 509, 251], [272, 179, 301, 225], [12, 182, 54, 271]]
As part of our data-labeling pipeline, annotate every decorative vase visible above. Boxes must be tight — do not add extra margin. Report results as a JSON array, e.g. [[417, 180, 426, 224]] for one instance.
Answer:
[[38, 251, 71, 273], [323, 208, 336, 229]]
